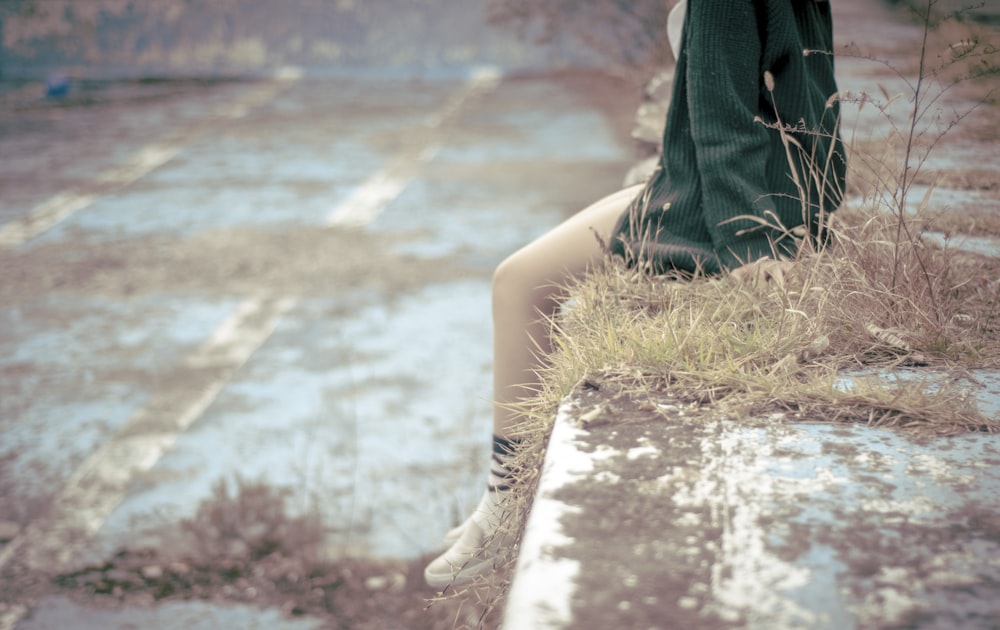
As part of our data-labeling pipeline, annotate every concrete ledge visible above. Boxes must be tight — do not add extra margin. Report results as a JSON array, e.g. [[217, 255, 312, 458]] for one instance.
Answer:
[[504, 382, 1000, 629]]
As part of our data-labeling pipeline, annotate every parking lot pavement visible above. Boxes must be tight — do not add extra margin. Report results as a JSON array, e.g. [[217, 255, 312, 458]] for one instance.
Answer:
[[0, 67, 638, 627]]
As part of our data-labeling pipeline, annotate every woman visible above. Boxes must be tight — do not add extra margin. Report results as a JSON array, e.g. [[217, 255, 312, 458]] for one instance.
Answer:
[[425, 0, 845, 590]]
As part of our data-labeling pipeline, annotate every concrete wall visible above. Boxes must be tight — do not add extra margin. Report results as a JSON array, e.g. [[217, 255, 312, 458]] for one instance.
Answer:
[[0, 0, 594, 79]]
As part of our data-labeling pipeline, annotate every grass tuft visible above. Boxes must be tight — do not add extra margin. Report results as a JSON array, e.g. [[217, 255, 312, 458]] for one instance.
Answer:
[[537, 225, 999, 435]]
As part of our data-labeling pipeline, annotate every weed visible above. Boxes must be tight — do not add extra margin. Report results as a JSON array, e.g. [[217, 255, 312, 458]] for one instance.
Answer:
[[838, 0, 999, 298], [180, 476, 326, 561]]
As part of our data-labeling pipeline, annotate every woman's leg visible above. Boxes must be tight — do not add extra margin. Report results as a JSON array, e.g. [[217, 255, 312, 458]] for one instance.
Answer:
[[491, 184, 641, 437], [424, 184, 640, 590]]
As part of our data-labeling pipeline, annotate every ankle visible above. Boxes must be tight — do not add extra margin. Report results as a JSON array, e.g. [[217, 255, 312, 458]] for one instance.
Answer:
[[488, 433, 521, 491]]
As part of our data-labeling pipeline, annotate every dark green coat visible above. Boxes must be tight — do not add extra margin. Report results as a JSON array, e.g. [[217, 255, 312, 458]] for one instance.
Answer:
[[610, 0, 846, 274]]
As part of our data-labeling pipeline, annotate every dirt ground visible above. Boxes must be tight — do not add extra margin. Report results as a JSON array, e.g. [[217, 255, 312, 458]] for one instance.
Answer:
[[1, 477, 504, 630]]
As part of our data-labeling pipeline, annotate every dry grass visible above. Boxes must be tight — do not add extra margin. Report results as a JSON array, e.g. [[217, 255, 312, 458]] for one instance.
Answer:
[[538, 215, 999, 432], [909, 204, 1000, 237]]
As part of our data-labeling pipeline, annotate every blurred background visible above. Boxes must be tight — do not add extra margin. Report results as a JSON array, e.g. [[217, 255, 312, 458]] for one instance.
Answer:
[[0, 0, 672, 80], [0, 1, 668, 626]]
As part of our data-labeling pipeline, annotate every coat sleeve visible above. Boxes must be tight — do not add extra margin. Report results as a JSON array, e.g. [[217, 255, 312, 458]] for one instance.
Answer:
[[685, 0, 777, 270]]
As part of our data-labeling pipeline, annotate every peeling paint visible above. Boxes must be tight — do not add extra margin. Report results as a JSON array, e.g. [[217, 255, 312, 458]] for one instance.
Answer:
[[503, 406, 592, 629], [505, 385, 1000, 629]]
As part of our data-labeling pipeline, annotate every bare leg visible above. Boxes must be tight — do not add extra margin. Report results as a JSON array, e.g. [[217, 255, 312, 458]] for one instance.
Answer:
[[491, 184, 641, 437], [424, 185, 641, 589]]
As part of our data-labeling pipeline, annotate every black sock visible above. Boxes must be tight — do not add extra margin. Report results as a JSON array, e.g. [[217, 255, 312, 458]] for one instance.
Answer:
[[488, 434, 519, 492]]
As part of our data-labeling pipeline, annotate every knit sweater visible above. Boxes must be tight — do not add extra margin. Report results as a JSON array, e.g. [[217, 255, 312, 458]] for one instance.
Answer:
[[610, 0, 846, 274]]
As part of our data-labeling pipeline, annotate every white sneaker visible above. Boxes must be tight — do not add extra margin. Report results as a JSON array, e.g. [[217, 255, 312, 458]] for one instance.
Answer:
[[442, 517, 470, 547], [441, 487, 508, 547], [424, 518, 499, 590], [425, 491, 512, 590]]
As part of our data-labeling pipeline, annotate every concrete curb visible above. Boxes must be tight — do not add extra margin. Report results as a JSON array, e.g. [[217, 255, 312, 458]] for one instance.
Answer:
[[504, 383, 1000, 629], [503, 402, 594, 629]]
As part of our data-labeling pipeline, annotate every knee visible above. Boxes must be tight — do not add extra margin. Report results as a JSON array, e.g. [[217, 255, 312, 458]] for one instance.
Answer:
[[492, 250, 550, 314], [492, 252, 527, 305]]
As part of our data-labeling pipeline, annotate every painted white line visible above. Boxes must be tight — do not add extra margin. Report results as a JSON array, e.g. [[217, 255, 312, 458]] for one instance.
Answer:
[[187, 295, 297, 368], [0, 605, 28, 630], [0, 141, 182, 249], [214, 68, 302, 120], [95, 143, 181, 186], [0, 295, 297, 576], [0, 190, 99, 248], [0, 74, 301, 250], [215, 81, 286, 120], [426, 65, 502, 128], [327, 144, 442, 229], [326, 65, 501, 229]]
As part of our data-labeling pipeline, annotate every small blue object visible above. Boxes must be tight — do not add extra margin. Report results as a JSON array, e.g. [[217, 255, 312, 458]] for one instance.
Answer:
[[45, 72, 70, 98]]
